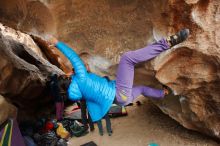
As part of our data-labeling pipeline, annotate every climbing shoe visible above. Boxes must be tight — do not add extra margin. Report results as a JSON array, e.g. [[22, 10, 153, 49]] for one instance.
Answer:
[[166, 28, 190, 47]]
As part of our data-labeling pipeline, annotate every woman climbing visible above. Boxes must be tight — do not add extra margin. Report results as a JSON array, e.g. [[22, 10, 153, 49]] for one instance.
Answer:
[[47, 28, 190, 128]]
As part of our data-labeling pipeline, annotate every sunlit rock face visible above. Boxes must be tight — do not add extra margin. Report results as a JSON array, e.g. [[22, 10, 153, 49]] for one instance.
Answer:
[[0, 23, 63, 123], [0, 0, 220, 139]]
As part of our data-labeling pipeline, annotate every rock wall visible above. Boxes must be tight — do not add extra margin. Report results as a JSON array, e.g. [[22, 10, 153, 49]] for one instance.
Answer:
[[0, 0, 56, 35], [152, 0, 220, 139], [0, 0, 220, 140]]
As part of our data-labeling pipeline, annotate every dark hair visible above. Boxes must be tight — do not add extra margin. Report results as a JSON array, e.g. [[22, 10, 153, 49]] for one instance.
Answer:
[[58, 75, 71, 92]]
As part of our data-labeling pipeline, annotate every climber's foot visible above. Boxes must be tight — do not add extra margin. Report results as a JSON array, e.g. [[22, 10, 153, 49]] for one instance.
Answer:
[[166, 28, 190, 47]]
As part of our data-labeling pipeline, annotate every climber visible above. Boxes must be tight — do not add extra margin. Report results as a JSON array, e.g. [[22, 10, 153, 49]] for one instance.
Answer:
[[69, 66, 111, 135], [47, 29, 190, 124]]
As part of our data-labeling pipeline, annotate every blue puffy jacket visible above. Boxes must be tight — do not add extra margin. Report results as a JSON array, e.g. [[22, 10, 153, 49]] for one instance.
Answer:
[[56, 42, 116, 122]]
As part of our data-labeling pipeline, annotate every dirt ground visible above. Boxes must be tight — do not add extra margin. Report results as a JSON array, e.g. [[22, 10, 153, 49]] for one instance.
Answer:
[[69, 97, 219, 146]]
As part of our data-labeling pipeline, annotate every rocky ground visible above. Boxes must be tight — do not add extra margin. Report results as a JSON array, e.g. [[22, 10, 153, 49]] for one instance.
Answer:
[[69, 97, 219, 146]]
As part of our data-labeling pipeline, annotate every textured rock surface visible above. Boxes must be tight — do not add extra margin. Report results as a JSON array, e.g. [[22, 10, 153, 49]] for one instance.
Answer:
[[0, 0, 56, 35], [0, 95, 17, 124], [31, 35, 72, 73], [152, 0, 220, 139], [0, 0, 220, 140], [0, 23, 63, 123]]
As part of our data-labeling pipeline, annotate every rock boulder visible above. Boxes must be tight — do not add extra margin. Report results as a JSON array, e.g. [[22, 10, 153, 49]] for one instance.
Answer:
[[0, 23, 63, 123]]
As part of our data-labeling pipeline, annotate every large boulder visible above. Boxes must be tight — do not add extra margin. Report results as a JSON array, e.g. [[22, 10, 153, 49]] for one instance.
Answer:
[[0, 23, 63, 123], [152, 0, 220, 139]]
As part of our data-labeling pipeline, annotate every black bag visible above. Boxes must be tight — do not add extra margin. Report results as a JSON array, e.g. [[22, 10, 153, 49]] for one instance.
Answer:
[[60, 118, 88, 137], [34, 131, 58, 146]]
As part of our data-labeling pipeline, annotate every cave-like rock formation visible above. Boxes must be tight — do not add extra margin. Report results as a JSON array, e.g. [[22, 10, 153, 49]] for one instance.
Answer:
[[0, 0, 220, 140], [0, 23, 63, 122]]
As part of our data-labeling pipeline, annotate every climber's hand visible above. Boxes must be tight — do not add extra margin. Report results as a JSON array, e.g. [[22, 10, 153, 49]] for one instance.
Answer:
[[162, 85, 169, 96], [48, 36, 58, 46], [163, 88, 169, 96]]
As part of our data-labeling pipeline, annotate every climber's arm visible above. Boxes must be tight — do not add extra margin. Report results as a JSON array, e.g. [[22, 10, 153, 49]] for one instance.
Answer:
[[49, 37, 87, 78]]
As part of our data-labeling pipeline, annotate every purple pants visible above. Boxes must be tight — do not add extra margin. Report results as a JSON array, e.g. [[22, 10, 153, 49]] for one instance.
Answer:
[[115, 39, 170, 106]]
